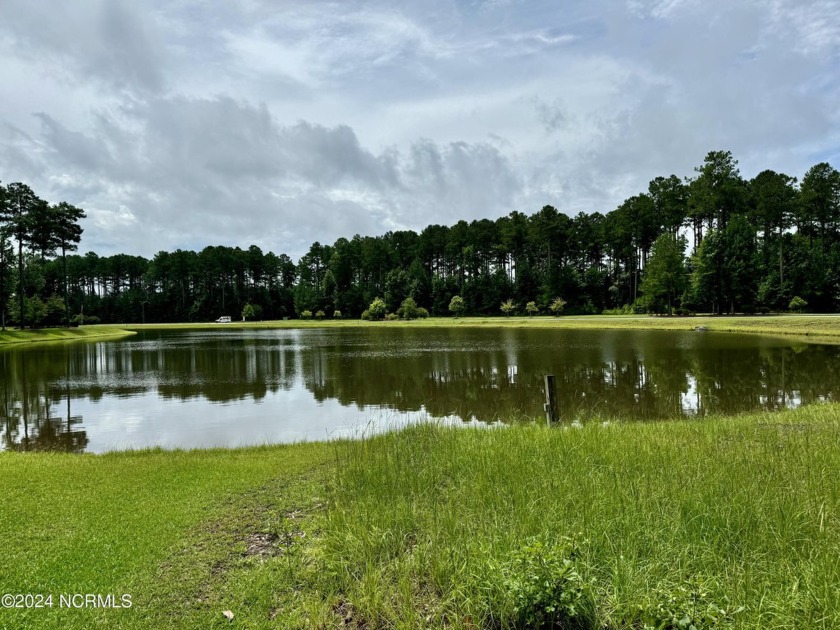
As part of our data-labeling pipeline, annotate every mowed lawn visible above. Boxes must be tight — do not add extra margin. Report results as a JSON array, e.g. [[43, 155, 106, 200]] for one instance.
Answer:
[[0, 443, 332, 629], [121, 313, 840, 342], [0, 326, 135, 346], [3, 314, 840, 348]]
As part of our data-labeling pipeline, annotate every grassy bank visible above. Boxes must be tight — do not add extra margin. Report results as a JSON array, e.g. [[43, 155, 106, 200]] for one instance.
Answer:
[[2, 314, 835, 347], [318, 404, 840, 628], [123, 314, 840, 342], [0, 325, 135, 346], [4, 404, 840, 628], [0, 442, 333, 629]]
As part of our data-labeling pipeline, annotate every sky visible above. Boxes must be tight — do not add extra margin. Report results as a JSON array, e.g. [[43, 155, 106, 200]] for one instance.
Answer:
[[1, 0, 839, 260]]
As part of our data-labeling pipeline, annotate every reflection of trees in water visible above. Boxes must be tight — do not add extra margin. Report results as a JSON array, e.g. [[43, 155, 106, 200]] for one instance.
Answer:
[[2, 331, 840, 447], [4, 340, 301, 404], [0, 352, 88, 453], [302, 330, 840, 423]]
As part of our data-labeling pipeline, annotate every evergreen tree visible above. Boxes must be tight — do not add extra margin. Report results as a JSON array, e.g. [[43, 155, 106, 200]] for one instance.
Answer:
[[640, 234, 687, 315]]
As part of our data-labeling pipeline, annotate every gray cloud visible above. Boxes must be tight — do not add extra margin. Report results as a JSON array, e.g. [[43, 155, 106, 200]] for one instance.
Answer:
[[0, 0, 838, 258], [1, 0, 164, 94], [2, 95, 520, 257]]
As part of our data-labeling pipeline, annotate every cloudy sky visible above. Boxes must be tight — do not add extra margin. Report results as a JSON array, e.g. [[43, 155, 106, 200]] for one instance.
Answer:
[[1, 0, 838, 259]]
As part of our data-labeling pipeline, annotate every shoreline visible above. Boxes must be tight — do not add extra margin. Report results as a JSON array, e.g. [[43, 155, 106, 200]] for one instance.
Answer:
[[0, 326, 136, 347], [122, 313, 840, 343], [2, 314, 837, 347]]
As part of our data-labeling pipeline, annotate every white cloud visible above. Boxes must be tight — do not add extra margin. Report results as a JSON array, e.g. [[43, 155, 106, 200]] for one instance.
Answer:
[[0, 0, 838, 258]]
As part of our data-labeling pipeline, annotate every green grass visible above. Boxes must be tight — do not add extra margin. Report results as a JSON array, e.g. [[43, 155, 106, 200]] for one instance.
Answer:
[[0, 325, 135, 346], [4, 406, 840, 628], [315, 404, 840, 628], [123, 314, 840, 342], [4, 315, 837, 346], [4, 314, 836, 345], [0, 443, 332, 629]]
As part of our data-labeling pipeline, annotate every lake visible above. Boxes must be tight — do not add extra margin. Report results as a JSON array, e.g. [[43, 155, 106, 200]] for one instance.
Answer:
[[1, 327, 837, 453]]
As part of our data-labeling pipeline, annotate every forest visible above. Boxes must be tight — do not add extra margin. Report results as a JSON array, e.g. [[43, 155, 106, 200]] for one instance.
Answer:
[[1, 150, 839, 326]]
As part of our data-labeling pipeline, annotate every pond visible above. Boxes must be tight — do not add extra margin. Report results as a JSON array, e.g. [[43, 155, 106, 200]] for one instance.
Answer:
[[1, 327, 838, 453]]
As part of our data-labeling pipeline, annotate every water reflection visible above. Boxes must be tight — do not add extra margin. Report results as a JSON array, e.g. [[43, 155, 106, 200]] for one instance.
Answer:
[[1, 328, 838, 453], [1, 354, 88, 452]]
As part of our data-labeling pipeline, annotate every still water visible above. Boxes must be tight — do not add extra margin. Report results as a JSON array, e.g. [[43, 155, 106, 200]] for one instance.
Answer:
[[1, 328, 837, 453]]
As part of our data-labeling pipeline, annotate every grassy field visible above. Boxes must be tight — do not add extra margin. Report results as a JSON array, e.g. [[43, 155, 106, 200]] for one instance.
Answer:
[[3, 404, 840, 628], [120, 313, 840, 342], [0, 325, 135, 346]]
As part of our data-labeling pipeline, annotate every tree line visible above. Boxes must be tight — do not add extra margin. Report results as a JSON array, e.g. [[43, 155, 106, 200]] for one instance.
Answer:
[[1, 150, 839, 327], [0, 183, 84, 329]]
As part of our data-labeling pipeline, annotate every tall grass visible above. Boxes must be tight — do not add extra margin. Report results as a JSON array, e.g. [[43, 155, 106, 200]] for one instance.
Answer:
[[319, 405, 840, 628]]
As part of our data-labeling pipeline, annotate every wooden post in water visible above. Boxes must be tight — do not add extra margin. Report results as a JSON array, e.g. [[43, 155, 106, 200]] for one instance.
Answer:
[[544, 374, 558, 425]]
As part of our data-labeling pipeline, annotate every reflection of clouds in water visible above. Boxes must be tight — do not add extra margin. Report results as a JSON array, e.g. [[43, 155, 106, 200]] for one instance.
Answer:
[[78, 393, 487, 452], [3, 328, 840, 453]]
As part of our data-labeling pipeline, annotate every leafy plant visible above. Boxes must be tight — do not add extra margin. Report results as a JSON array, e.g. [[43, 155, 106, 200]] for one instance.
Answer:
[[397, 297, 420, 320], [601, 304, 632, 315], [43, 294, 68, 327], [368, 297, 387, 320], [71, 313, 100, 325], [789, 295, 807, 313], [241, 303, 257, 321], [332, 310, 342, 319], [300, 310, 313, 320], [315, 310, 325, 320], [500, 299, 515, 316], [494, 536, 594, 629], [630, 579, 744, 629], [549, 297, 568, 316], [449, 295, 465, 318], [526, 301, 539, 317]]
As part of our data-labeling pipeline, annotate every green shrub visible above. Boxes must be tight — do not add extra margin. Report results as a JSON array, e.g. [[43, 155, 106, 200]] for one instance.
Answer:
[[71, 313, 101, 325], [385, 312, 399, 321], [486, 536, 594, 629], [315, 310, 325, 320], [789, 296, 807, 313], [9, 295, 48, 327], [368, 297, 387, 320], [300, 310, 313, 320], [449, 295, 465, 318], [416, 307, 429, 319], [630, 580, 744, 629], [44, 295, 68, 326], [601, 304, 633, 315], [549, 297, 567, 316], [360, 309, 372, 321], [332, 310, 342, 319], [526, 301, 539, 317], [241, 303, 257, 321], [397, 297, 420, 320]]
